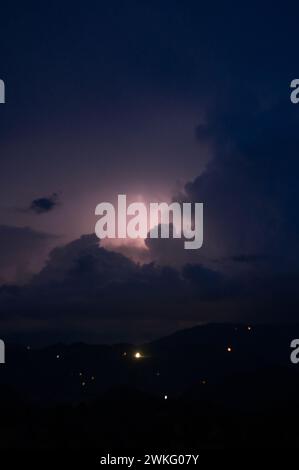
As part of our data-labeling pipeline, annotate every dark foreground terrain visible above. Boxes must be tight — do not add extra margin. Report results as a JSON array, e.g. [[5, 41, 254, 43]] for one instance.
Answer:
[[1, 323, 299, 450]]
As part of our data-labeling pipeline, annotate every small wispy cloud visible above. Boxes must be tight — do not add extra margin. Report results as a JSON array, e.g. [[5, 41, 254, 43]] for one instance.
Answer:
[[28, 193, 60, 214]]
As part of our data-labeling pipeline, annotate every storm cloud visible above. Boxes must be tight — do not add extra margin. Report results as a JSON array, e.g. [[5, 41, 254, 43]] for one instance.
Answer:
[[29, 193, 60, 214]]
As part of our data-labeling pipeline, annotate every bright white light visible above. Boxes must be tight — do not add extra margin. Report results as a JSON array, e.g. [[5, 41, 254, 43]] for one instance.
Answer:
[[134, 352, 142, 359], [164, 395, 168, 400]]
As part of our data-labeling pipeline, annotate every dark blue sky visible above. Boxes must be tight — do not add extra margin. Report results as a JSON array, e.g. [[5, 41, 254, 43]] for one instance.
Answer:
[[0, 2, 297, 239]]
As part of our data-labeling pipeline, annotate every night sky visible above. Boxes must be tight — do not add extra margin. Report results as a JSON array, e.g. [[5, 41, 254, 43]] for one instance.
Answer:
[[1, 2, 299, 344]]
